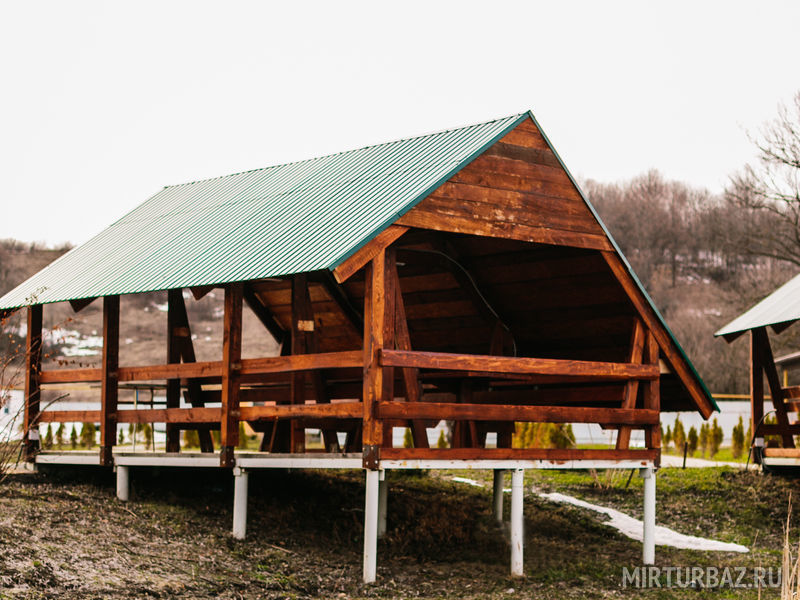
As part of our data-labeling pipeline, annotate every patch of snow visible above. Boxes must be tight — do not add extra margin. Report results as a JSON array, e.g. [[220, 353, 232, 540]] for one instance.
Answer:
[[452, 477, 483, 487], [191, 334, 198, 340], [539, 491, 749, 553], [447, 476, 749, 553], [125, 338, 134, 345], [154, 302, 168, 312]]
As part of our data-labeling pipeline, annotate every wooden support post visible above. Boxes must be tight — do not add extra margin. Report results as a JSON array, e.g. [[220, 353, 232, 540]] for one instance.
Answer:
[[362, 249, 395, 468], [643, 331, 661, 452], [290, 274, 314, 453], [23, 304, 43, 461], [173, 289, 214, 452], [165, 289, 182, 453], [753, 327, 795, 448], [393, 274, 428, 448], [220, 283, 243, 467], [616, 319, 645, 450], [100, 296, 119, 466], [750, 330, 764, 460]]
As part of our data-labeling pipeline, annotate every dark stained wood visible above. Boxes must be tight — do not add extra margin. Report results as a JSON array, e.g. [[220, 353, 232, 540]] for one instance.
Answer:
[[616, 319, 645, 450], [380, 349, 659, 380], [240, 351, 363, 375], [362, 249, 395, 460], [119, 361, 221, 381], [601, 251, 715, 418], [190, 285, 215, 300], [165, 289, 182, 452], [485, 141, 563, 169], [100, 296, 120, 466], [751, 331, 764, 452], [169, 289, 214, 452], [40, 368, 103, 383], [381, 447, 660, 462], [397, 209, 612, 252], [244, 284, 285, 344], [753, 327, 795, 448], [220, 283, 243, 466], [23, 304, 42, 460], [290, 274, 310, 453], [39, 410, 101, 423], [240, 402, 362, 420], [333, 225, 409, 283], [377, 402, 658, 424], [69, 297, 97, 312], [394, 277, 429, 448], [643, 331, 661, 450], [307, 270, 364, 337]]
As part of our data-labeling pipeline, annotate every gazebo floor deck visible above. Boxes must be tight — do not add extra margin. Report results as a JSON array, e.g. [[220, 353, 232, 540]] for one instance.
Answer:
[[32, 450, 654, 471]]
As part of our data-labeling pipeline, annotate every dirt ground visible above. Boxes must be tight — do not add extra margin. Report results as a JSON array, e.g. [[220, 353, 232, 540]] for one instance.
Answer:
[[0, 466, 794, 599]]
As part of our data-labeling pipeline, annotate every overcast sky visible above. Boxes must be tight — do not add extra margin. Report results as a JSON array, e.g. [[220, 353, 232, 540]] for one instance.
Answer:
[[2, 1, 799, 245]]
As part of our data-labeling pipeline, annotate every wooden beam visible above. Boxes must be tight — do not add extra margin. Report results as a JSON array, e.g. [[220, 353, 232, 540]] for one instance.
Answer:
[[23, 304, 43, 461], [170, 289, 214, 452], [290, 274, 309, 453], [616, 319, 646, 450], [165, 289, 182, 452], [396, 210, 612, 251], [220, 283, 243, 467], [240, 402, 362, 420], [190, 285, 215, 300], [601, 251, 714, 418], [751, 330, 764, 452], [362, 249, 395, 466], [753, 327, 795, 448], [394, 273, 428, 449], [39, 351, 363, 385], [244, 284, 285, 344], [308, 270, 364, 336], [332, 225, 409, 283], [380, 349, 659, 380], [381, 447, 659, 461], [643, 331, 661, 450], [100, 296, 120, 466], [69, 297, 97, 313], [378, 402, 658, 424]]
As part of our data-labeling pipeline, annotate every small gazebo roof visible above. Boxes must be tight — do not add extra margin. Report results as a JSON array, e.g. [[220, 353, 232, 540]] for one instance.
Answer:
[[716, 271, 800, 340]]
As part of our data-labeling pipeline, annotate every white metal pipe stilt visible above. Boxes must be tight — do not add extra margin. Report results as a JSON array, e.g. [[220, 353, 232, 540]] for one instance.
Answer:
[[232, 467, 249, 540], [377, 471, 388, 539], [492, 469, 505, 522], [363, 469, 380, 583], [116, 465, 129, 502], [510, 468, 524, 577], [641, 466, 656, 565]]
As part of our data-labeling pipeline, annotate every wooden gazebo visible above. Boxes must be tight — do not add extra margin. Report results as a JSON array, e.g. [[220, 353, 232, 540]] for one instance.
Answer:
[[2, 111, 715, 581], [718, 273, 800, 467]]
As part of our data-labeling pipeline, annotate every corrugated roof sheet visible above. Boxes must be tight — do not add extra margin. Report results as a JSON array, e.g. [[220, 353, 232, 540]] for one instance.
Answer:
[[0, 113, 526, 309], [716, 271, 800, 337]]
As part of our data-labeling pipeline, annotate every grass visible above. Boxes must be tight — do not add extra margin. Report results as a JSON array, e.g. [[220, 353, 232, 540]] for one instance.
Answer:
[[0, 465, 795, 598]]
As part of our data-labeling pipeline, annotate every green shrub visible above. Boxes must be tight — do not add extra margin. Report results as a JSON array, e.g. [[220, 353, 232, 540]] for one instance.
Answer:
[[687, 426, 698, 456], [732, 416, 745, 459]]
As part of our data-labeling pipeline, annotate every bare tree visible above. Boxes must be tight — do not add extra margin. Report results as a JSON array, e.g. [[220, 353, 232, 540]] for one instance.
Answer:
[[727, 91, 800, 266]]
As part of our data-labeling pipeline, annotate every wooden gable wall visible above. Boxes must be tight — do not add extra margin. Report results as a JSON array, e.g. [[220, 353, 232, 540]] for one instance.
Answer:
[[397, 117, 612, 252]]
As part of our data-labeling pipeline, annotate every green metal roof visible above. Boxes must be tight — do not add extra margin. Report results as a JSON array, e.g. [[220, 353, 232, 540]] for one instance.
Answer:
[[0, 113, 526, 309]]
